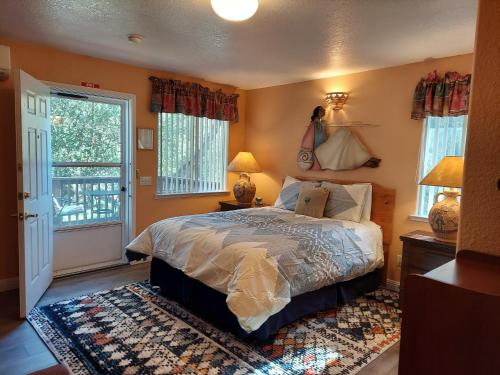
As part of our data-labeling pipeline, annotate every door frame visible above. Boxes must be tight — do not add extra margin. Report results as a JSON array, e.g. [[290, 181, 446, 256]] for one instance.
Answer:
[[44, 81, 136, 273]]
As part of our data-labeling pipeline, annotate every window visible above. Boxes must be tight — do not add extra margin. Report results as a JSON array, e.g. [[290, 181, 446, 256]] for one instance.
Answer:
[[415, 115, 467, 217], [157, 113, 228, 195]]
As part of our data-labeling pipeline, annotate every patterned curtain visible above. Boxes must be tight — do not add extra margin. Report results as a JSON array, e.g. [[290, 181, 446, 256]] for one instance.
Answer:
[[149, 76, 239, 122], [411, 71, 471, 120]]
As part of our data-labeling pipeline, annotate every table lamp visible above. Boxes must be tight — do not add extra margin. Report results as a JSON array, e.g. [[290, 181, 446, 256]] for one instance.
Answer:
[[419, 156, 464, 242], [227, 151, 261, 207]]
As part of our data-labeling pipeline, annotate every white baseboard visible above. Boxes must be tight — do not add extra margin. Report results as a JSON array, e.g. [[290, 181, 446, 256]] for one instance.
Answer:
[[385, 279, 400, 292], [0, 277, 19, 292]]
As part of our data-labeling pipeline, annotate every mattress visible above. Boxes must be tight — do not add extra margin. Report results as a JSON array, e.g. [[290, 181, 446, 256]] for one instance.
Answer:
[[127, 207, 383, 332]]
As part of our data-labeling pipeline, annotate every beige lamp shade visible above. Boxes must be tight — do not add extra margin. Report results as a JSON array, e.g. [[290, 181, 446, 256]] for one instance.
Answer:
[[227, 152, 262, 173], [419, 156, 464, 188]]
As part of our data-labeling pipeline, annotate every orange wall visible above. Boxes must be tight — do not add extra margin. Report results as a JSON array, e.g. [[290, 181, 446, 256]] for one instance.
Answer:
[[0, 36, 479, 284], [459, 0, 500, 255], [245, 54, 473, 281], [0, 37, 246, 281]]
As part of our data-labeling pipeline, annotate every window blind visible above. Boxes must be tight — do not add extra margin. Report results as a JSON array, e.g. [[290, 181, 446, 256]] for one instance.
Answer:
[[416, 115, 467, 217], [157, 113, 228, 195]]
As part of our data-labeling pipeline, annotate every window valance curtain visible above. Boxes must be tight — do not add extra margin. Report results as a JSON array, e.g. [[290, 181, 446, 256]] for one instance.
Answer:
[[149, 76, 239, 122], [411, 71, 471, 120]]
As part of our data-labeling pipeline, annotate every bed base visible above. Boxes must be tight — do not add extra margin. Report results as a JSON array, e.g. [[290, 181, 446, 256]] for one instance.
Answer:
[[150, 256, 383, 340]]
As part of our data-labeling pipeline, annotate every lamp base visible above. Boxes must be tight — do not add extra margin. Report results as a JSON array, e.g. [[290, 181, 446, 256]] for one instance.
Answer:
[[233, 173, 256, 206], [432, 231, 458, 243], [428, 190, 460, 243]]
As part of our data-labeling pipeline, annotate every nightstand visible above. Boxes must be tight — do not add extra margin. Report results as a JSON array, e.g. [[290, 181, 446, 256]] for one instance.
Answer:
[[399, 230, 456, 306], [219, 200, 268, 211]]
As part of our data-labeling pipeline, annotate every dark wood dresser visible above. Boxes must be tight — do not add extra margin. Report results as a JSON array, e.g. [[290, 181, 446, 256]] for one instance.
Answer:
[[399, 251, 500, 375], [399, 231, 456, 305], [219, 200, 268, 211]]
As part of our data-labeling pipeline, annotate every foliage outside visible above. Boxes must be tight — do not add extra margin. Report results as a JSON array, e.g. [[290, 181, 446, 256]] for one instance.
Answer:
[[51, 96, 121, 177]]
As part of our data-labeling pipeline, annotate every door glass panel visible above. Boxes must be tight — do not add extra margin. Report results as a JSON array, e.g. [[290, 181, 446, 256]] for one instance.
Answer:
[[51, 94, 123, 228], [52, 166, 121, 227], [51, 96, 122, 163]]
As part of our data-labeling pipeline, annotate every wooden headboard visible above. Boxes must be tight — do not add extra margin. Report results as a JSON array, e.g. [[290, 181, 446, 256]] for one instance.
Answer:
[[293, 177, 396, 246]]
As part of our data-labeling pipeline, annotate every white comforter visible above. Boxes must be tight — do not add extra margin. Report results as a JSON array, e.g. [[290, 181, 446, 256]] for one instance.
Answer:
[[127, 207, 383, 332]]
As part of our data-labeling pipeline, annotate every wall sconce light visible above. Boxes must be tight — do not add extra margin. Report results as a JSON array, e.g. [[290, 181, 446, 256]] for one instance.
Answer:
[[325, 92, 349, 110]]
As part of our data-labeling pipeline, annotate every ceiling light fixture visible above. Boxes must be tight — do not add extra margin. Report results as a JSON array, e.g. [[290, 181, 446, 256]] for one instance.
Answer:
[[211, 0, 259, 22], [128, 34, 144, 44]]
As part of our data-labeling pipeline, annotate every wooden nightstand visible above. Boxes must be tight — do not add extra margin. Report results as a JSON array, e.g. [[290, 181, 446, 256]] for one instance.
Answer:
[[219, 200, 268, 211], [399, 230, 456, 305]]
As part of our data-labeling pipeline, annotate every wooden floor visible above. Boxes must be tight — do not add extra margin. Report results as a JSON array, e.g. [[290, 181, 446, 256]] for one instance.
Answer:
[[0, 263, 150, 375], [0, 263, 399, 375]]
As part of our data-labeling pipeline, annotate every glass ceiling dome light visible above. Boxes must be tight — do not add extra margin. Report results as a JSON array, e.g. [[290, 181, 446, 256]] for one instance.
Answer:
[[211, 0, 259, 22]]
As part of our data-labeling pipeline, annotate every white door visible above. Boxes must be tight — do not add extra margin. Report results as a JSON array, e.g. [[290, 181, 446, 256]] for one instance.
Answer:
[[15, 70, 53, 317]]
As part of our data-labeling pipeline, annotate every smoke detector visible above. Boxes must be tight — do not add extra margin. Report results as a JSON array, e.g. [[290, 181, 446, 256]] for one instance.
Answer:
[[127, 34, 144, 44]]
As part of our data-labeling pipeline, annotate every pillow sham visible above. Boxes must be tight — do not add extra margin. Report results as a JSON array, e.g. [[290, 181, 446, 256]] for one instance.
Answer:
[[320, 181, 369, 223], [358, 183, 372, 221], [274, 176, 320, 211], [294, 187, 330, 218]]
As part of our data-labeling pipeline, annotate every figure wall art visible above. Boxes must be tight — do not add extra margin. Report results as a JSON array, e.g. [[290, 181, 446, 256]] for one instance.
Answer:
[[297, 106, 381, 171]]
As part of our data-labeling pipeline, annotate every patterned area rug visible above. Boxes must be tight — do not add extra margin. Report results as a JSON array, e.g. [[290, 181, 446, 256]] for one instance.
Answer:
[[28, 282, 401, 375]]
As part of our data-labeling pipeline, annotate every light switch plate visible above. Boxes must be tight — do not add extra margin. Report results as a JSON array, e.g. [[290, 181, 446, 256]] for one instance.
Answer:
[[139, 176, 152, 186]]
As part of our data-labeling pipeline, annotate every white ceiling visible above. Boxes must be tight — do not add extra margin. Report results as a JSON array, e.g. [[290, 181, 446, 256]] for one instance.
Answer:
[[0, 0, 477, 89]]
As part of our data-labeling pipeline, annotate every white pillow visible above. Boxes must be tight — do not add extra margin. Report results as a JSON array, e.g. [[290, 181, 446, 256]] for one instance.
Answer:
[[274, 176, 320, 211], [321, 181, 370, 223], [357, 183, 372, 221]]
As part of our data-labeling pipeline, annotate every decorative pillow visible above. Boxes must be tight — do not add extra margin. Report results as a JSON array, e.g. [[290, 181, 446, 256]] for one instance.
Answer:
[[274, 176, 320, 211], [321, 181, 369, 222], [294, 187, 330, 218]]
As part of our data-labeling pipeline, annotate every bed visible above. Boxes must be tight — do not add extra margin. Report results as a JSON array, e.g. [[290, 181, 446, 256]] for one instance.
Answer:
[[127, 177, 395, 339]]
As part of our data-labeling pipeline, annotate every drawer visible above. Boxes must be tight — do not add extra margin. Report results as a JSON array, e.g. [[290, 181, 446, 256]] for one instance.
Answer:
[[406, 248, 454, 271]]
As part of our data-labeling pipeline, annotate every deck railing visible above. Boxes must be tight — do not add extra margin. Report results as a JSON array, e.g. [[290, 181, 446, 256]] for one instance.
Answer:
[[53, 176, 121, 227]]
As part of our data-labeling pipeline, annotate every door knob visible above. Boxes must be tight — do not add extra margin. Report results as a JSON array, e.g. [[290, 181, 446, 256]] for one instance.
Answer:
[[11, 213, 28, 220]]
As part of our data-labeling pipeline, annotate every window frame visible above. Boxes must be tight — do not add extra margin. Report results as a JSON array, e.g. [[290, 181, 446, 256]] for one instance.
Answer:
[[156, 113, 230, 198], [413, 115, 467, 219]]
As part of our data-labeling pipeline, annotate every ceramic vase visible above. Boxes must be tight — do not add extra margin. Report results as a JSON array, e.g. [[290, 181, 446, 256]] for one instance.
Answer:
[[428, 190, 460, 242], [233, 173, 256, 207]]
